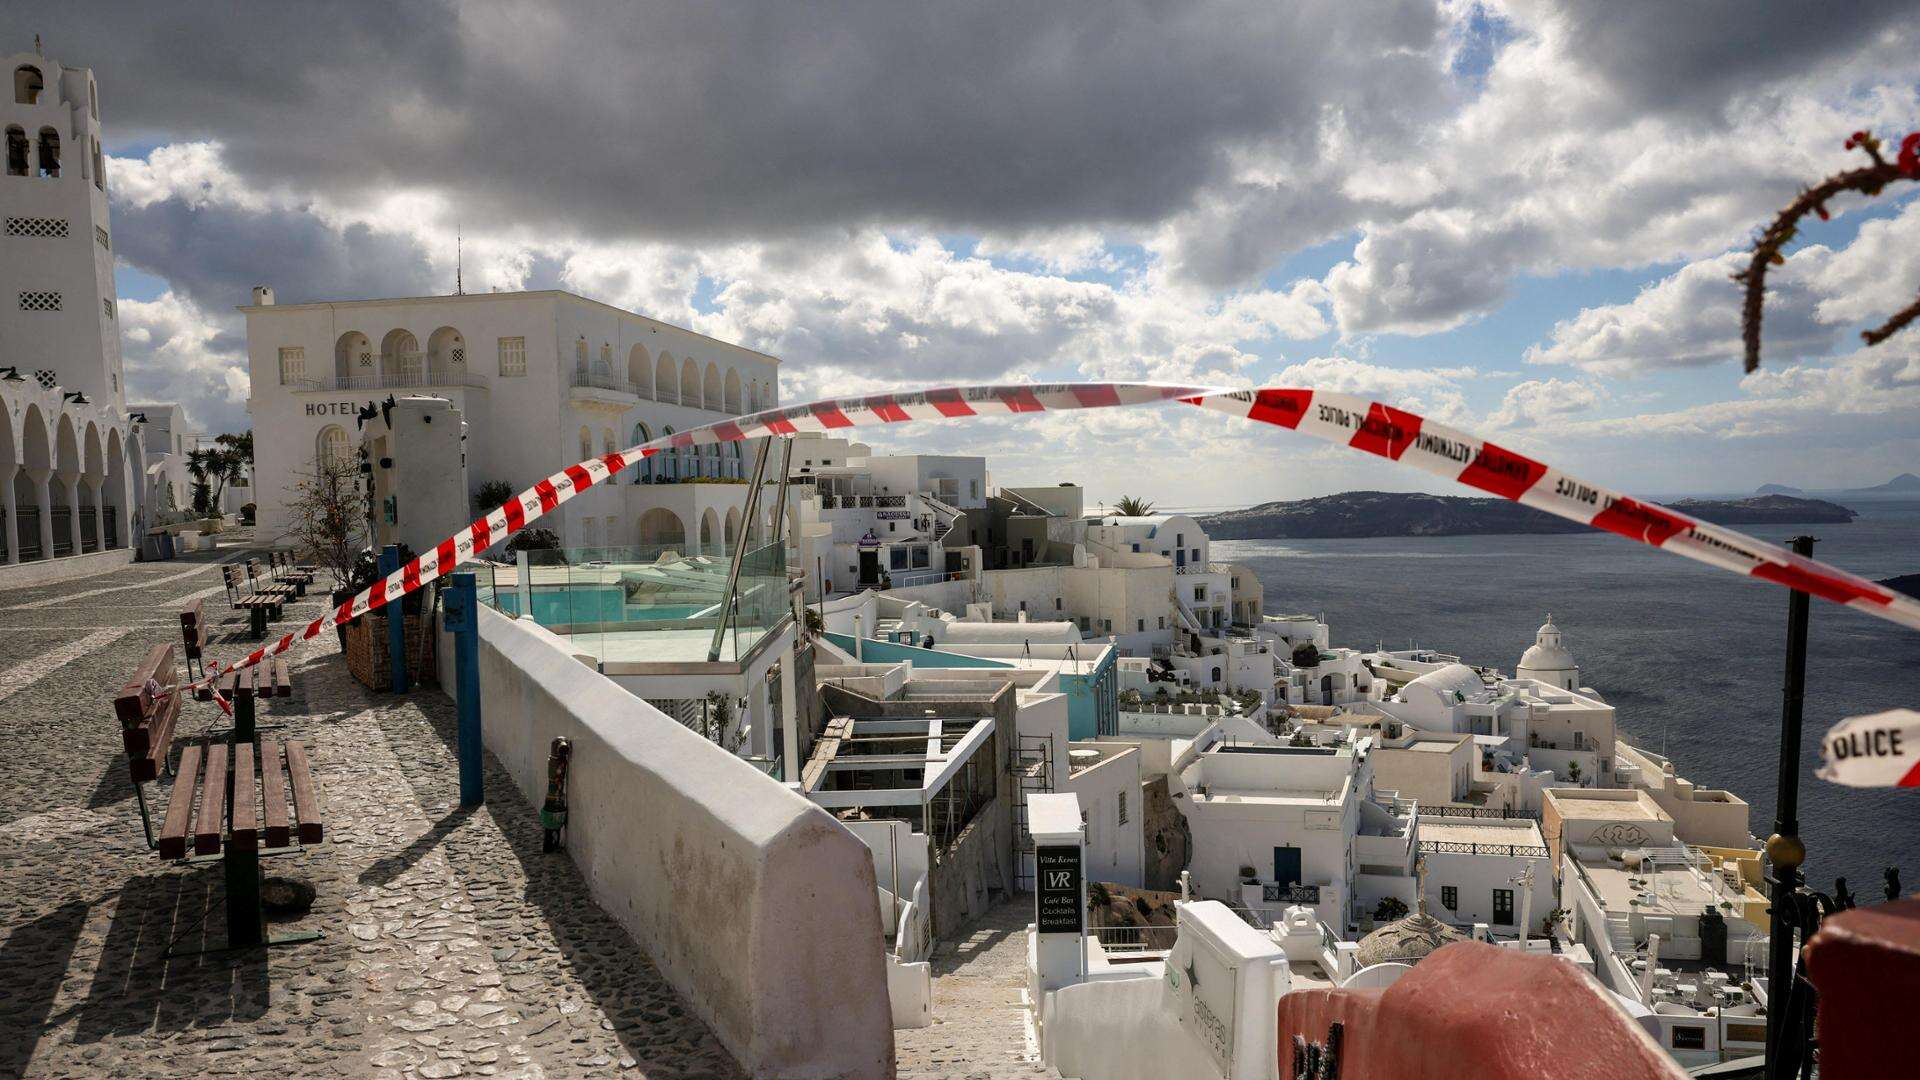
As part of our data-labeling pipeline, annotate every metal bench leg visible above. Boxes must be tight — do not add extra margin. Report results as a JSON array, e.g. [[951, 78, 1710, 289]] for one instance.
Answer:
[[250, 605, 267, 639], [225, 847, 264, 948], [234, 692, 256, 744]]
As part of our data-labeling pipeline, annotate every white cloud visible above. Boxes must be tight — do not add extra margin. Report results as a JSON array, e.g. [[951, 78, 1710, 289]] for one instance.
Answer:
[[1526, 199, 1920, 375], [118, 291, 251, 431]]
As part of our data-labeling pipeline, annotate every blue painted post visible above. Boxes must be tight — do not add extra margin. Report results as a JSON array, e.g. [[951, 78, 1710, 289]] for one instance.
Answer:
[[444, 572, 484, 806], [379, 544, 409, 694]]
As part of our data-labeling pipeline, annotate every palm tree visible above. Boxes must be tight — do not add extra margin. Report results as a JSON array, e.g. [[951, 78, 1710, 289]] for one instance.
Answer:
[[1113, 495, 1155, 517]]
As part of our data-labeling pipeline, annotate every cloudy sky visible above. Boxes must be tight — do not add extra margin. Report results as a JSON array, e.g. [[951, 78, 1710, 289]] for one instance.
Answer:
[[10, 1, 1920, 506]]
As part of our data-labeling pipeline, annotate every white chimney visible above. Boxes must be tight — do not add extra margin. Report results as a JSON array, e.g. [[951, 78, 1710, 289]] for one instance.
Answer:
[[251, 285, 275, 306]]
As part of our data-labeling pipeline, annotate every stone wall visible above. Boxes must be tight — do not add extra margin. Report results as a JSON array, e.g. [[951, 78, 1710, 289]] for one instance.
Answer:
[[470, 606, 893, 1078], [1140, 775, 1191, 892]]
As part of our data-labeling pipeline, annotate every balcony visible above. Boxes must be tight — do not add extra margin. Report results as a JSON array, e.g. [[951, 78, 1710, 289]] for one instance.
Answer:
[[570, 371, 644, 397], [289, 372, 488, 393]]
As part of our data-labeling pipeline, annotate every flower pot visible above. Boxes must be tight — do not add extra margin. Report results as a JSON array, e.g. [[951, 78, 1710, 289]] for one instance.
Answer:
[[331, 588, 356, 651]]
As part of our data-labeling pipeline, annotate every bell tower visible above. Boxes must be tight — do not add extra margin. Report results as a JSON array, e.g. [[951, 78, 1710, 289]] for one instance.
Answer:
[[1, 40, 123, 408]]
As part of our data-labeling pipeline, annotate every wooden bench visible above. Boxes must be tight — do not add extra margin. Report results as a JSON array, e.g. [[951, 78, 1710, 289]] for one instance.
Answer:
[[114, 643, 324, 954], [264, 551, 314, 596], [222, 565, 283, 639], [179, 598, 212, 678], [269, 551, 317, 595], [247, 559, 301, 602], [197, 658, 295, 712]]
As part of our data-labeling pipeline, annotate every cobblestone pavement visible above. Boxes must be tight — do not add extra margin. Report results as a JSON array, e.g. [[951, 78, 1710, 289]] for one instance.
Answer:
[[0, 544, 742, 1079], [895, 895, 1059, 1080]]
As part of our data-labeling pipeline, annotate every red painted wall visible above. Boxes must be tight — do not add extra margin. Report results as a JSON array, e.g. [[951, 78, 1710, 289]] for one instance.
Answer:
[[1275, 941, 1684, 1079], [1802, 897, 1920, 1080]]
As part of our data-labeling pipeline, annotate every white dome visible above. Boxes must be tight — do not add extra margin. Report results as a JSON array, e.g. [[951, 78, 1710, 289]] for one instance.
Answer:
[[1518, 614, 1577, 676], [1519, 642, 1576, 672]]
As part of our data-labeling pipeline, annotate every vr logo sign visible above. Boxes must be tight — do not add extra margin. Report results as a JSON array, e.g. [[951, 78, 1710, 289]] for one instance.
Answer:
[[1035, 846, 1083, 934]]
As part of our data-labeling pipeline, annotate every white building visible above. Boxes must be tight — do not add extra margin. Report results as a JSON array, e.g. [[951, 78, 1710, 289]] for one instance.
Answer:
[[784, 435, 984, 597], [1172, 727, 1417, 934], [2, 45, 141, 573], [1544, 787, 1770, 1066], [240, 288, 781, 552]]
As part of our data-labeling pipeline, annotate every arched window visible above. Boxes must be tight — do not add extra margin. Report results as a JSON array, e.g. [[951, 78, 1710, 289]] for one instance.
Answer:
[[91, 137, 103, 191], [6, 126, 27, 177], [578, 426, 592, 463], [724, 368, 742, 413], [336, 331, 372, 380], [601, 428, 615, 460], [574, 338, 588, 378], [628, 344, 652, 397], [35, 127, 58, 178], [681, 357, 701, 408], [657, 352, 678, 403], [381, 328, 421, 382], [631, 423, 653, 483], [427, 326, 464, 380], [660, 426, 676, 480], [596, 343, 612, 379], [317, 425, 351, 470], [14, 66, 43, 105]]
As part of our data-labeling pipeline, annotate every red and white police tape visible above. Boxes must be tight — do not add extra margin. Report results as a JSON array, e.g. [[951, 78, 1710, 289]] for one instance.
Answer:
[[1818, 709, 1920, 788], [190, 382, 1920, 700]]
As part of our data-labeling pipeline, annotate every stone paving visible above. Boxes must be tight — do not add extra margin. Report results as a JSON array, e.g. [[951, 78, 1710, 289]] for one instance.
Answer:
[[895, 896, 1059, 1080], [0, 542, 742, 1079]]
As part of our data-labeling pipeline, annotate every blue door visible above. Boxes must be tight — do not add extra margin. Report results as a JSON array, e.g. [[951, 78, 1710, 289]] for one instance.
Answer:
[[1273, 846, 1302, 889]]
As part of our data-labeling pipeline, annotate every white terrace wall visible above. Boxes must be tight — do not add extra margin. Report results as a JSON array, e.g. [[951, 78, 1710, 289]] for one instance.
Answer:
[[469, 606, 893, 1078]]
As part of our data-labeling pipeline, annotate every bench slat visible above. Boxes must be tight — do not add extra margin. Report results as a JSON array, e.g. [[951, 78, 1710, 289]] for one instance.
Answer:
[[286, 740, 323, 845], [158, 742, 201, 861], [113, 642, 174, 728], [194, 742, 228, 856], [128, 691, 180, 784], [261, 738, 290, 848], [271, 659, 293, 697], [230, 745, 258, 853]]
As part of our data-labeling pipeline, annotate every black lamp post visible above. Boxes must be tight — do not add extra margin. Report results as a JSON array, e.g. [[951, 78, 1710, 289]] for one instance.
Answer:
[[1763, 535, 1815, 1080]]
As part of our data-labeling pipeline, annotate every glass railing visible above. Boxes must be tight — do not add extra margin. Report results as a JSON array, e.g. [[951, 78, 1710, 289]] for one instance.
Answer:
[[468, 539, 789, 666]]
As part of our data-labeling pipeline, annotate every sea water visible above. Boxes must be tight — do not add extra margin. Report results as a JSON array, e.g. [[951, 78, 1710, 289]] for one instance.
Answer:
[[1212, 502, 1920, 897]]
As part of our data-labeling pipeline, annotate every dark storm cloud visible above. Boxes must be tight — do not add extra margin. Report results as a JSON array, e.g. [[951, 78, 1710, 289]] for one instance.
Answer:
[[1543, 0, 1919, 117], [110, 197, 439, 310], [6, 0, 1449, 242]]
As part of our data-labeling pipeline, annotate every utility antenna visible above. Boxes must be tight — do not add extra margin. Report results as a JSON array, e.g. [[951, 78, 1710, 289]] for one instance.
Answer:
[[455, 222, 464, 295], [35, 34, 43, 56]]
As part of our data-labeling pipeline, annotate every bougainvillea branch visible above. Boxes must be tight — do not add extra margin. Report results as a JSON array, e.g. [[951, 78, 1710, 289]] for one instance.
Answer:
[[1736, 130, 1920, 373]]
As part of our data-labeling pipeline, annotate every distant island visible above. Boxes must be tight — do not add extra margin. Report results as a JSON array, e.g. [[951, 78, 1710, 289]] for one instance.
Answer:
[[1847, 472, 1920, 494], [1756, 483, 1805, 496], [1883, 574, 1920, 600], [1199, 491, 1857, 540]]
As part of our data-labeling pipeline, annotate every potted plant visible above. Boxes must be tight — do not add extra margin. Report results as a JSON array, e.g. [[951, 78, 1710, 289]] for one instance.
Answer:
[[1238, 866, 1264, 910]]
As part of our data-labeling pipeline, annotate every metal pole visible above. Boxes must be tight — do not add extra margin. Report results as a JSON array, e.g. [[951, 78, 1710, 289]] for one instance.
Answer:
[[769, 435, 794, 545], [380, 544, 409, 693], [447, 572, 484, 806], [1764, 535, 1815, 1080], [708, 435, 775, 663]]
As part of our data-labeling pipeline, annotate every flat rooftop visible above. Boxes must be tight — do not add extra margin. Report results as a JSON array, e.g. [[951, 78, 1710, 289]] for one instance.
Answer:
[[1579, 860, 1744, 919], [1419, 819, 1545, 848]]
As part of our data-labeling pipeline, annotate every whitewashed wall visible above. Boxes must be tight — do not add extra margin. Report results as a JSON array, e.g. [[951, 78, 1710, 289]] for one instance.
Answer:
[[469, 606, 893, 1077]]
